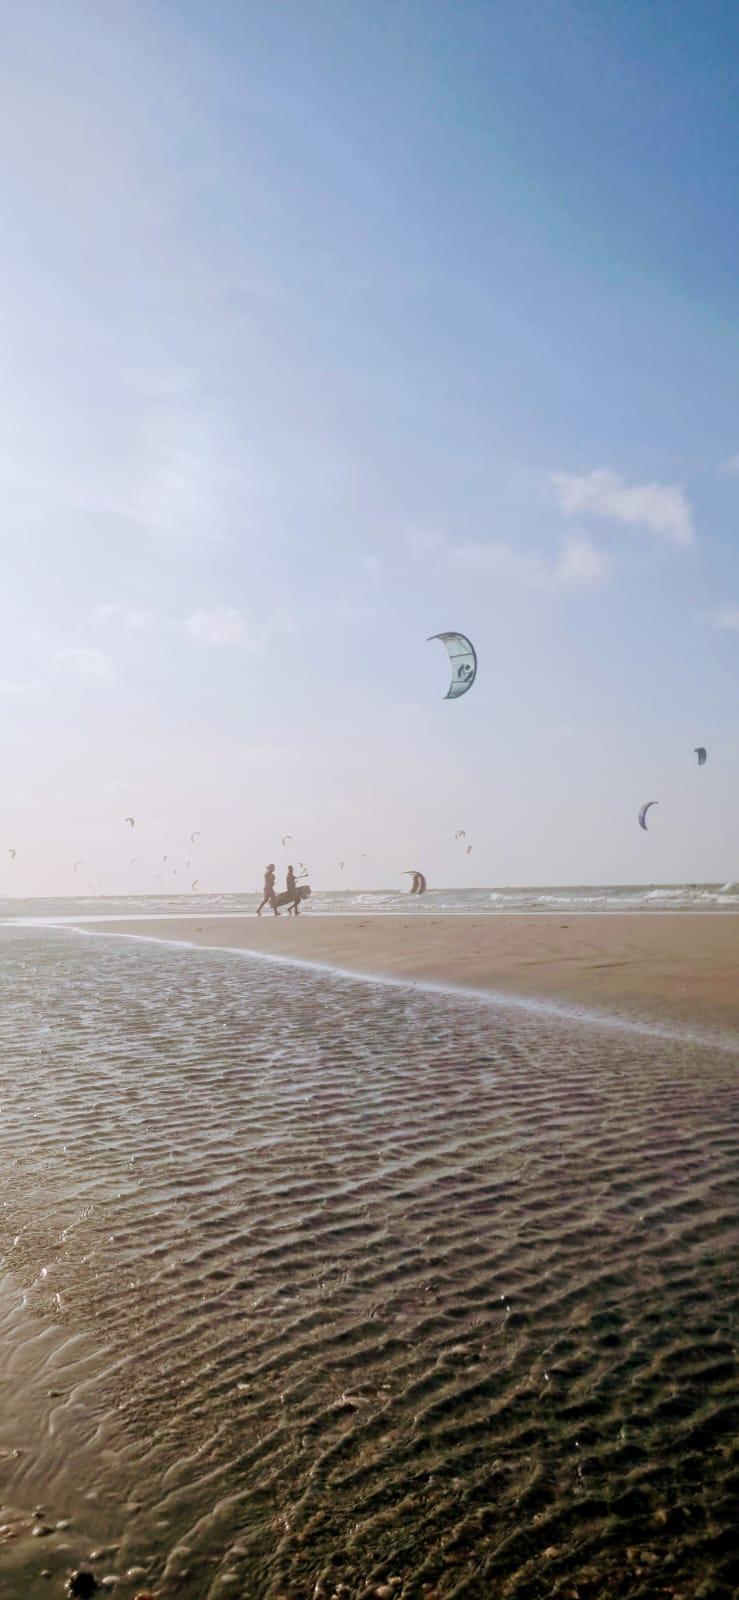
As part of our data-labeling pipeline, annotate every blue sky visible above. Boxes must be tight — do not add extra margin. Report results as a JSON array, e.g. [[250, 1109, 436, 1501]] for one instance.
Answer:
[[1, 0, 737, 894]]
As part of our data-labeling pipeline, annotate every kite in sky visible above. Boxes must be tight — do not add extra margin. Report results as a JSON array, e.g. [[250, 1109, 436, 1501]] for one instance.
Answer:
[[428, 632, 477, 699]]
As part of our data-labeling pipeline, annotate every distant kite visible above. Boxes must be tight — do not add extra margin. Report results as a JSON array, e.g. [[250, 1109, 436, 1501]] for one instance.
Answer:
[[282, 834, 292, 846], [694, 747, 707, 766], [130, 857, 139, 865], [191, 879, 199, 891], [8, 849, 16, 860], [639, 801, 658, 831], [403, 869, 427, 895], [466, 844, 472, 854], [125, 816, 135, 828], [428, 632, 477, 699], [73, 860, 84, 874], [162, 855, 168, 862], [190, 831, 202, 843], [339, 861, 345, 870], [455, 830, 466, 840]]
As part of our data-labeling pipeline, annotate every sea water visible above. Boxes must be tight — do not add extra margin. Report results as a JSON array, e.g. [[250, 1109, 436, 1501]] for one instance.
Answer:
[[2, 881, 739, 927]]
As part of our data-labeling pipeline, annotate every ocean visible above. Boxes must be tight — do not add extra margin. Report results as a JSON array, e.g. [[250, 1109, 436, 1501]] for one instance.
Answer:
[[2, 880, 739, 927], [1, 918, 738, 1598]]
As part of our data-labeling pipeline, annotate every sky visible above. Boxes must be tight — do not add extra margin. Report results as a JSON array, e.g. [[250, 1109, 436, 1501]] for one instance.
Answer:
[[1, 0, 738, 896]]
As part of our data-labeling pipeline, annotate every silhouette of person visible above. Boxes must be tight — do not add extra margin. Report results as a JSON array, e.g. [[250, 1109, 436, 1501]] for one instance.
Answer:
[[286, 864, 297, 900], [257, 863, 276, 916]]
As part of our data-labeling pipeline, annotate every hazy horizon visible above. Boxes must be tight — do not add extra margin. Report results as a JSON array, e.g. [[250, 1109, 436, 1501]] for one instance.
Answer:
[[2, 1, 737, 897]]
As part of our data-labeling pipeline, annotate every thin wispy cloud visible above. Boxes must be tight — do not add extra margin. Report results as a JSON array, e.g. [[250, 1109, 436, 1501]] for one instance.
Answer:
[[405, 527, 449, 557], [557, 534, 612, 586], [552, 469, 694, 547], [706, 605, 739, 631], [55, 647, 113, 677], [184, 608, 258, 648], [13, 624, 46, 644], [94, 604, 159, 632], [451, 534, 611, 589], [92, 603, 295, 649], [0, 678, 41, 695]]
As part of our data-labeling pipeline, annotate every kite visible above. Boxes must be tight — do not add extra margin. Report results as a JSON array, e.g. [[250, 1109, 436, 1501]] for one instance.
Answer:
[[694, 747, 707, 766], [339, 860, 345, 870], [403, 869, 427, 895], [124, 816, 135, 828], [466, 844, 472, 854], [428, 632, 477, 699], [638, 801, 658, 831], [73, 860, 84, 874], [162, 855, 168, 862], [190, 831, 202, 843], [130, 858, 139, 865], [8, 849, 16, 860], [282, 834, 292, 846], [191, 879, 199, 891], [455, 830, 466, 840]]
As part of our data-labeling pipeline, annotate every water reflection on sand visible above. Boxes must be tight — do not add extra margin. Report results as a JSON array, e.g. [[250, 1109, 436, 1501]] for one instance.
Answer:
[[1, 927, 738, 1598]]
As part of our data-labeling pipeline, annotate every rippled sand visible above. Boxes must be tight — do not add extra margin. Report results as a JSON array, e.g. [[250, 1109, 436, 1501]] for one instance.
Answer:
[[1, 927, 738, 1599]]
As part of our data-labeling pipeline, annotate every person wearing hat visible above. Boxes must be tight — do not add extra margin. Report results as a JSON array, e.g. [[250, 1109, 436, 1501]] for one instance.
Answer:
[[257, 862, 277, 916]]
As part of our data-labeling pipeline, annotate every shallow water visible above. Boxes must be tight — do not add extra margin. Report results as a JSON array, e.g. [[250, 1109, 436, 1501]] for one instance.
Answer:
[[1, 926, 738, 1598]]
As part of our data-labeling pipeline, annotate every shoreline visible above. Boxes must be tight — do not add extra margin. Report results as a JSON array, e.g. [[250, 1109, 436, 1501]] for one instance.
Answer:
[[67, 912, 739, 1037]]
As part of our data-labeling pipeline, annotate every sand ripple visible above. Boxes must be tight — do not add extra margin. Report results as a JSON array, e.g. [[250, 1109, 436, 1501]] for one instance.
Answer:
[[0, 928, 738, 1599]]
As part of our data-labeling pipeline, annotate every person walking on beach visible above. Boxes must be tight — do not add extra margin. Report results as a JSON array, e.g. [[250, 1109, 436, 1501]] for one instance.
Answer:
[[285, 864, 297, 900], [257, 863, 277, 916]]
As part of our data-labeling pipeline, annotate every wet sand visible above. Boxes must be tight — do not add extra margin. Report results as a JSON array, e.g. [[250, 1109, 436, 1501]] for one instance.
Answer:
[[2, 925, 739, 1598], [73, 913, 739, 1033]]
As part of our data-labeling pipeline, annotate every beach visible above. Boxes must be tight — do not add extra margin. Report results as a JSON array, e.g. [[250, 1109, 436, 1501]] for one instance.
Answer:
[[1, 917, 738, 1598], [71, 911, 739, 1035]]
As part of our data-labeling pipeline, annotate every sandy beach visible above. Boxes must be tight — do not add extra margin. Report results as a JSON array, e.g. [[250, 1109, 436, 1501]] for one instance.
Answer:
[[73, 912, 739, 1033], [2, 918, 738, 1597]]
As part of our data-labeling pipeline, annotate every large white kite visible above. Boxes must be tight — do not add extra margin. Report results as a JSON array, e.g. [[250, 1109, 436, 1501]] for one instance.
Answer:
[[428, 632, 477, 699]]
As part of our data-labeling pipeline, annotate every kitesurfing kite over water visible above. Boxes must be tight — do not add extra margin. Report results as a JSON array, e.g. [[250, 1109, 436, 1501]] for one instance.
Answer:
[[639, 801, 658, 831], [190, 831, 202, 843], [125, 816, 135, 828], [455, 830, 466, 840], [428, 632, 477, 699], [403, 870, 427, 895], [8, 849, 16, 860], [694, 747, 707, 766]]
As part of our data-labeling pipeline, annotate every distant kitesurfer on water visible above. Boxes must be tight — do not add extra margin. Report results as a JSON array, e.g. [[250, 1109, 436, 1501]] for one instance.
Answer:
[[257, 863, 277, 916]]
